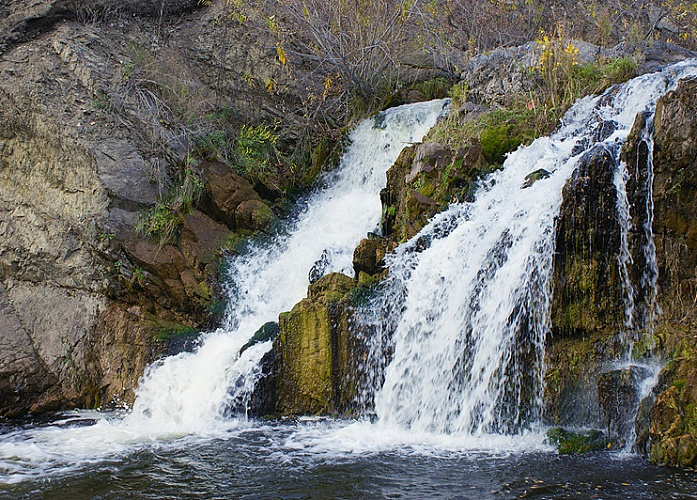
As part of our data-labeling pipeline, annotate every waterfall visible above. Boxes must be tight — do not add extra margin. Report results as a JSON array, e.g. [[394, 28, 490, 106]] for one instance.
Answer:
[[364, 60, 697, 438], [127, 98, 449, 431], [0, 99, 448, 479], [2, 61, 697, 483]]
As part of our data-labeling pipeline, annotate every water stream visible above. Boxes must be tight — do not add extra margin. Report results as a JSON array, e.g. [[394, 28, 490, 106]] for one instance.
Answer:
[[2, 62, 697, 497]]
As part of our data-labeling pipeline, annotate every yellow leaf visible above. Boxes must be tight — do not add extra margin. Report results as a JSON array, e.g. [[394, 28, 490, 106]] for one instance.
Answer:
[[277, 44, 287, 65]]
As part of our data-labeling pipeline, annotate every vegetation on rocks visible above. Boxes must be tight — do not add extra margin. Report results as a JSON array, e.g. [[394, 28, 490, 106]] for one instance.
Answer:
[[3, 3, 697, 477]]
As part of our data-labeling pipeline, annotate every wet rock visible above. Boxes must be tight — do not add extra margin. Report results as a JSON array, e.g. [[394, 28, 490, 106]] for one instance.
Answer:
[[546, 427, 608, 454], [353, 238, 386, 277], [521, 168, 551, 189], [550, 144, 625, 336], [652, 77, 697, 311], [637, 78, 697, 467], [308, 250, 331, 284], [647, 336, 697, 467], [405, 142, 452, 183], [380, 136, 489, 245], [272, 273, 359, 416], [597, 366, 651, 446], [240, 321, 279, 356]]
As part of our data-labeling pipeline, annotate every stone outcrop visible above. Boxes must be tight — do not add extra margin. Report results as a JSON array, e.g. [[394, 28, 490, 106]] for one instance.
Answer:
[[0, 0, 288, 416], [380, 139, 486, 245], [462, 40, 697, 106], [545, 76, 697, 466], [272, 273, 360, 416], [639, 77, 697, 466], [550, 144, 625, 337]]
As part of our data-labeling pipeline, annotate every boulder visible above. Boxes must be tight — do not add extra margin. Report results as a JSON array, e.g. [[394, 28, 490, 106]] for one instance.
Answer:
[[272, 273, 359, 416], [352, 238, 386, 277], [234, 199, 275, 232], [199, 160, 262, 230]]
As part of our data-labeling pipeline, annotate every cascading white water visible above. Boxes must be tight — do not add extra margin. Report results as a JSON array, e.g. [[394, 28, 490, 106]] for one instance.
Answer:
[[615, 158, 637, 333], [0, 99, 448, 481], [129, 98, 448, 430], [364, 60, 697, 438], [631, 114, 661, 331]]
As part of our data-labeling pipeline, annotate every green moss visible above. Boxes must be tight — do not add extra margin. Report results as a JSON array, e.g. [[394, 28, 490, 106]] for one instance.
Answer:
[[572, 57, 638, 96], [152, 321, 198, 341], [672, 379, 687, 392], [480, 124, 523, 165], [547, 427, 608, 454], [274, 273, 359, 416], [222, 232, 251, 254]]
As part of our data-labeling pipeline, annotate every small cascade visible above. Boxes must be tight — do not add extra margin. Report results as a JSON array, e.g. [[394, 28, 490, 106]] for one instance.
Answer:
[[602, 112, 664, 450], [631, 115, 661, 332], [127, 98, 449, 430], [614, 158, 637, 335], [362, 60, 697, 438], [0, 99, 448, 480]]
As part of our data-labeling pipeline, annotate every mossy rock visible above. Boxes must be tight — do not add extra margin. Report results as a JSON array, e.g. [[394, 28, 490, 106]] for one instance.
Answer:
[[240, 321, 279, 355], [546, 427, 609, 454], [272, 272, 360, 416]]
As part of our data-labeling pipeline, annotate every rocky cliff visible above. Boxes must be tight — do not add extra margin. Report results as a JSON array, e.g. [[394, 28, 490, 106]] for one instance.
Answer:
[[545, 77, 697, 465], [0, 0, 453, 417], [0, 0, 306, 416]]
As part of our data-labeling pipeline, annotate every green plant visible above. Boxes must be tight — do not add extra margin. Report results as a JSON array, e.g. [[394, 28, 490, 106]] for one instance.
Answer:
[[534, 27, 581, 115], [235, 124, 280, 176], [194, 129, 233, 161], [93, 91, 111, 111], [136, 203, 182, 246], [133, 266, 145, 282], [173, 164, 205, 213], [448, 82, 469, 107], [135, 163, 205, 246], [121, 60, 134, 80]]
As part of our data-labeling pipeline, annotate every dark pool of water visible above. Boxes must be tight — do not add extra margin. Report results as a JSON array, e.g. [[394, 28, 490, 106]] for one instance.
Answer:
[[2, 419, 697, 499]]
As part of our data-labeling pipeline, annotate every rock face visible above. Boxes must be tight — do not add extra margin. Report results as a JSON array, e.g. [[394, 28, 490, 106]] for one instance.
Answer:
[[551, 144, 625, 336], [546, 76, 697, 466], [640, 77, 697, 466], [462, 40, 697, 105], [381, 139, 486, 244], [544, 141, 628, 431], [0, 0, 288, 416]]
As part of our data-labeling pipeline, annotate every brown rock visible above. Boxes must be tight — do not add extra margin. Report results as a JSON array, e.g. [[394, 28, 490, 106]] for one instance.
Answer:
[[234, 199, 275, 231], [180, 210, 231, 266], [353, 238, 386, 277], [126, 239, 186, 281], [200, 160, 261, 229]]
